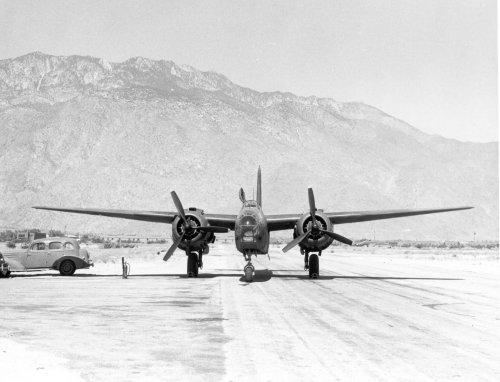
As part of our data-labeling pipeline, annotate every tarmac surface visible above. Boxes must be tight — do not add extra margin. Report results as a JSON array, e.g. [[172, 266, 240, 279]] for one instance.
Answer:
[[1, 244, 499, 381]]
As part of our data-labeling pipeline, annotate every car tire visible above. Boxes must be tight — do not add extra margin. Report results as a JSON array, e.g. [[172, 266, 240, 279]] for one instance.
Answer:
[[59, 260, 76, 276], [0, 271, 8, 278]]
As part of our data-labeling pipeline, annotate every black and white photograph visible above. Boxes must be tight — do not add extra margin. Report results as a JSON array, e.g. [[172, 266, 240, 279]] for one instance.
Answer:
[[0, 0, 498, 381]]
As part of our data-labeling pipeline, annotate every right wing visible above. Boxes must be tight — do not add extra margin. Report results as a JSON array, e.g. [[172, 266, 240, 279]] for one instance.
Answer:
[[326, 206, 473, 224], [266, 206, 472, 232]]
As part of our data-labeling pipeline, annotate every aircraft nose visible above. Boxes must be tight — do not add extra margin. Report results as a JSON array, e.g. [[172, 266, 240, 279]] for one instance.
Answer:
[[241, 216, 257, 226]]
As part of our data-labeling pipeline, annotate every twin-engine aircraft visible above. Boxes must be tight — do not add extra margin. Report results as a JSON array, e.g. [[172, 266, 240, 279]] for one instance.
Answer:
[[34, 167, 472, 281]]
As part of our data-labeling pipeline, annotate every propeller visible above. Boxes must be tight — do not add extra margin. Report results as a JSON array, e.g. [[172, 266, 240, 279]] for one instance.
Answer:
[[163, 232, 185, 261], [163, 191, 229, 261], [282, 187, 353, 253]]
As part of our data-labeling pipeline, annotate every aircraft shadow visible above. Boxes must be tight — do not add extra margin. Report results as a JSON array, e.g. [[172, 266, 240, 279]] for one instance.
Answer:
[[8, 272, 462, 282], [239, 269, 273, 284]]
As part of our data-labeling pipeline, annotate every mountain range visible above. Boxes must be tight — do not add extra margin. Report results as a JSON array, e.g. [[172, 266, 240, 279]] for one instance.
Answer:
[[0, 52, 497, 240]]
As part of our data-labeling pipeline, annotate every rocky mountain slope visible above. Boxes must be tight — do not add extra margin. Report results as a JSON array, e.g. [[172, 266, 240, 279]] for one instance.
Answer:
[[0, 52, 497, 240]]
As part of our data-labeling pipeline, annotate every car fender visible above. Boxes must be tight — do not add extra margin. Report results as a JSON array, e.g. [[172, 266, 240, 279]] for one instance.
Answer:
[[52, 256, 90, 270], [0, 253, 27, 271]]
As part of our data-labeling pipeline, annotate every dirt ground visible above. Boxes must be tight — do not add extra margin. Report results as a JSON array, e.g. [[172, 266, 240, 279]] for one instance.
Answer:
[[1, 244, 499, 381]]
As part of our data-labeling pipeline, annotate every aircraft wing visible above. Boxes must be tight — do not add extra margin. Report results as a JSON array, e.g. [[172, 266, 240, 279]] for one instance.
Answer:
[[266, 206, 472, 231], [204, 214, 237, 230], [32, 206, 238, 230], [32, 206, 178, 223], [327, 206, 473, 224]]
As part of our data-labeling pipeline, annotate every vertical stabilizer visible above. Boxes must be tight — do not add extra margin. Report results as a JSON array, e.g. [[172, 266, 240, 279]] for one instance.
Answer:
[[257, 166, 262, 208]]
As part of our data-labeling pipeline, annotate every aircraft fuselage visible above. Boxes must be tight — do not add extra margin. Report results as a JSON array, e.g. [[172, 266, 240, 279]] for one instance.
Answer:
[[234, 200, 269, 255]]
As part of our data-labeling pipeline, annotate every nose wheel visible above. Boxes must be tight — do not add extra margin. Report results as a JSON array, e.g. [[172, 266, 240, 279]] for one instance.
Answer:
[[242, 251, 255, 282], [244, 263, 254, 282]]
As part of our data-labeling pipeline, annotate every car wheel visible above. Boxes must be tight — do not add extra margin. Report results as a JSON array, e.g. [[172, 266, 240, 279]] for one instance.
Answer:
[[59, 260, 76, 276], [0, 268, 10, 278]]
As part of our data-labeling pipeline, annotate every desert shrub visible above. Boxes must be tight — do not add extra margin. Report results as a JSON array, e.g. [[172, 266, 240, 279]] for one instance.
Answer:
[[103, 241, 113, 249], [6, 241, 16, 248], [92, 236, 104, 244], [80, 234, 90, 244], [398, 241, 412, 248], [446, 241, 463, 249], [0, 230, 16, 242]]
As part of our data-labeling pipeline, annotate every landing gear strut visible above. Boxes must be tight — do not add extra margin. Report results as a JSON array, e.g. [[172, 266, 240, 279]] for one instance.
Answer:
[[308, 254, 319, 279], [187, 252, 199, 277], [243, 251, 254, 282]]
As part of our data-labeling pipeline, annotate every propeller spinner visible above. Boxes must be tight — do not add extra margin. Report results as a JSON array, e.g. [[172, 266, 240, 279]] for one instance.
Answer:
[[163, 191, 228, 261], [282, 187, 352, 253]]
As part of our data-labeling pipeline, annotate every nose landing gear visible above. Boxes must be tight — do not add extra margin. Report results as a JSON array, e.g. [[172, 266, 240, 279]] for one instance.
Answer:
[[244, 263, 255, 282], [242, 251, 255, 282]]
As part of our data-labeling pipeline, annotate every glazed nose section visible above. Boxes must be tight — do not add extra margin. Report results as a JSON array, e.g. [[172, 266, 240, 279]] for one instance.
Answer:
[[241, 215, 257, 227], [241, 215, 257, 243]]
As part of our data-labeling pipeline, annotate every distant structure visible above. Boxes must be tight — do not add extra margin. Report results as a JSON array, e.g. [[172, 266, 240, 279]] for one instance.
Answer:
[[16, 231, 46, 241], [28, 232, 46, 241]]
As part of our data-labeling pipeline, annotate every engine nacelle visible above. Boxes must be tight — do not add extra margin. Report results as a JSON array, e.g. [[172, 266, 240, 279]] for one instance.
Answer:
[[171, 208, 215, 253], [293, 209, 334, 253]]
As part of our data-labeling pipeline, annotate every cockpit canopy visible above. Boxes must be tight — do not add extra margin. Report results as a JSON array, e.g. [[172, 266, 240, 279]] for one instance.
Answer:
[[243, 200, 258, 208]]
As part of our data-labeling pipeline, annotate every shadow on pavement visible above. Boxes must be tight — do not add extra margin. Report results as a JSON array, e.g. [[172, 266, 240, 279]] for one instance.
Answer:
[[8, 272, 462, 281], [239, 269, 273, 284]]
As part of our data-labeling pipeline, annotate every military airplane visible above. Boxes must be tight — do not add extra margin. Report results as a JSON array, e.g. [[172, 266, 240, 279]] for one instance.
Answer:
[[34, 167, 472, 281]]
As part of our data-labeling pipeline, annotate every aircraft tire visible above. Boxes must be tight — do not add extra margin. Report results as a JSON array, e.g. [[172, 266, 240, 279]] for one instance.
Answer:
[[59, 260, 76, 276], [187, 252, 198, 278], [244, 265, 253, 282], [309, 254, 319, 279]]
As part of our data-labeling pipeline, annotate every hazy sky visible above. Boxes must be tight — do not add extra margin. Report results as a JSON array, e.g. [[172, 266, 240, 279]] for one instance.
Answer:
[[0, 0, 497, 142]]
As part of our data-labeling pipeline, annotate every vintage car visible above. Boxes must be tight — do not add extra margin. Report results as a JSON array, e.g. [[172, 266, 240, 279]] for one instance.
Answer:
[[0, 237, 93, 277]]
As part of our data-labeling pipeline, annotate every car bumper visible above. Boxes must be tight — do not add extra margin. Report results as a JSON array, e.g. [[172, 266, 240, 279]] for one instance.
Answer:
[[85, 259, 94, 268]]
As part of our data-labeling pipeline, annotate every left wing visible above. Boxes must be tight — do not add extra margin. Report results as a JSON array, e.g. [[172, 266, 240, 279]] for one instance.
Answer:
[[266, 206, 472, 232], [32, 206, 237, 230]]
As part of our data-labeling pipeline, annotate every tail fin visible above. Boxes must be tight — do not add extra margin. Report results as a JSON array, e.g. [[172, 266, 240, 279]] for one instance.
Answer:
[[257, 166, 262, 208], [239, 188, 246, 204]]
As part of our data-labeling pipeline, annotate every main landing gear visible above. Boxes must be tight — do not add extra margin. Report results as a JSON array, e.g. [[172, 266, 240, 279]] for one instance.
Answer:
[[303, 251, 321, 279], [186, 250, 203, 278], [243, 251, 255, 282]]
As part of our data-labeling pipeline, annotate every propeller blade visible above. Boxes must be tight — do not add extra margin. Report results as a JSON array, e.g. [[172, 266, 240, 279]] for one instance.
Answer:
[[282, 230, 311, 253], [170, 191, 187, 224], [196, 226, 229, 233], [163, 232, 185, 261], [320, 230, 353, 245], [308, 187, 317, 226]]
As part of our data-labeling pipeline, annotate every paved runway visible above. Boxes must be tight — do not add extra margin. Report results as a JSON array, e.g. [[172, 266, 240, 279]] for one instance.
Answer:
[[1, 245, 498, 381]]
